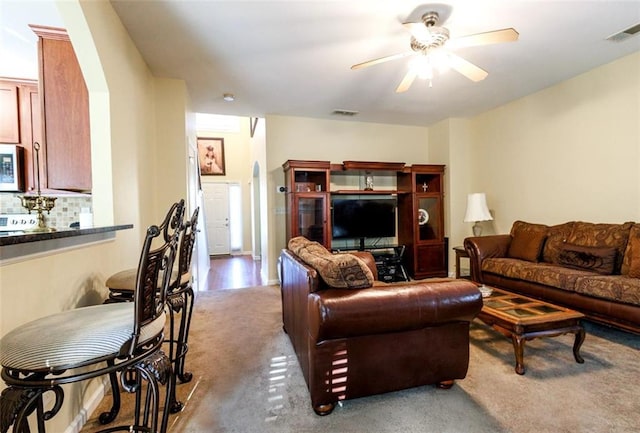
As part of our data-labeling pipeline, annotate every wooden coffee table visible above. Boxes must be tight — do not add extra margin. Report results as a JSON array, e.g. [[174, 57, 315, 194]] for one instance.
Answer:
[[476, 286, 586, 375]]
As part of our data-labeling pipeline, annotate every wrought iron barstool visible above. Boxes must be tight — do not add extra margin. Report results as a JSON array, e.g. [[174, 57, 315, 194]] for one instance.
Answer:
[[166, 207, 199, 386], [0, 200, 184, 433], [102, 207, 199, 417]]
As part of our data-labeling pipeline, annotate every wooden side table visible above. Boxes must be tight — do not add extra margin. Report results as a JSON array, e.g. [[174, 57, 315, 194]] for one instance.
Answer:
[[453, 246, 471, 280]]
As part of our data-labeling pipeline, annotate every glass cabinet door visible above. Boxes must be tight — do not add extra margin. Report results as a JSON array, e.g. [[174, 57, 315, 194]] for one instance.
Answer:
[[417, 196, 441, 242], [295, 195, 327, 244]]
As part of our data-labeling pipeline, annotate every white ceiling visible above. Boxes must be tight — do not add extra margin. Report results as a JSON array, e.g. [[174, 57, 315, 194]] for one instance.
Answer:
[[3, 1, 640, 127], [1, 1, 64, 79]]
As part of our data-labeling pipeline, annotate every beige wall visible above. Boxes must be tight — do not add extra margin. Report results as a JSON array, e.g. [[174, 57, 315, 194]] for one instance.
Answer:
[[249, 119, 269, 278], [154, 78, 190, 213], [426, 52, 639, 277], [428, 118, 475, 274], [198, 119, 254, 253], [265, 114, 430, 281], [0, 1, 191, 431], [466, 51, 640, 234]]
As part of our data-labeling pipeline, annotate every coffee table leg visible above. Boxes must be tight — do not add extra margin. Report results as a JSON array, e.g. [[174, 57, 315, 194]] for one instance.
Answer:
[[511, 333, 526, 375], [573, 325, 585, 364]]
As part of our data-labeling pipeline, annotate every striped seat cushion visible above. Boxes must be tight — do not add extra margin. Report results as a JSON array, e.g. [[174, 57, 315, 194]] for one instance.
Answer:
[[0, 303, 165, 372]]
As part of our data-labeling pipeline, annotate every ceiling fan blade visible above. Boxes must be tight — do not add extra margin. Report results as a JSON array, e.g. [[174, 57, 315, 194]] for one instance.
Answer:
[[448, 53, 488, 82], [395, 69, 418, 93], [448, 28, 519, 49], [351, 51, 414, 70]]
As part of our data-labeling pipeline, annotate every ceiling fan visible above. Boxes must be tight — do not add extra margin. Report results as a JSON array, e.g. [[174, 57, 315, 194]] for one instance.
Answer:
[[352, 11, 519, 93]]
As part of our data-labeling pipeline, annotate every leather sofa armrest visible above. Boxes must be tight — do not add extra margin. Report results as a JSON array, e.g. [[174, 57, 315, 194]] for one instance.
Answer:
[[308, 280, 482, 341], [464, 235, 512, 283], [281, 249, 320, 294], [350, 251, 378, 281]]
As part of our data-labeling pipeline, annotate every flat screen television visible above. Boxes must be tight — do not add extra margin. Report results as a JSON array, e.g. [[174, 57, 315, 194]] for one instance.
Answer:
[[332, 198, 396, 248]]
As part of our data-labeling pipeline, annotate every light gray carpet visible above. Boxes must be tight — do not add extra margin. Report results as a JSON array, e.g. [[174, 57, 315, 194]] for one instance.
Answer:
[[83, 285, 640, 433]]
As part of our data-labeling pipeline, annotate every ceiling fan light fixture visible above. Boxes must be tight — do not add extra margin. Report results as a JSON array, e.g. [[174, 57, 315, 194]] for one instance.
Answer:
[[410, 55, 433, 79], [431, 49, 451, 73], [410, 50, 451, 81]]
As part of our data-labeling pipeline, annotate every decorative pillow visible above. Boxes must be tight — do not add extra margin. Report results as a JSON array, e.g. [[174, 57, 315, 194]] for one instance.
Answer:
[[628, 235, 640, 279], [507, 221, 548, 262], [558, 244, 617, 275], [542, 222, 575, 264], [288, 236, 374, 289], [510, 221, 548, 237], [621, 224, 640, 275], [566, 221, 634, 273], [288, 236, 313, 255]]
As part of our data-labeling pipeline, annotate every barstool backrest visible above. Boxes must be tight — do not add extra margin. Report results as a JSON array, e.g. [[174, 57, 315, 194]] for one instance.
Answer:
[[127, 199, 185, 356], [176, 207, 199, 282]]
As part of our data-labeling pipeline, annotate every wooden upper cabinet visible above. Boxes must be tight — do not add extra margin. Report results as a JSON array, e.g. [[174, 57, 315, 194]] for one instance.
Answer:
[[0, 82, 20, 143], [32, 25, 91, 192], [0, 79, 40, 191]]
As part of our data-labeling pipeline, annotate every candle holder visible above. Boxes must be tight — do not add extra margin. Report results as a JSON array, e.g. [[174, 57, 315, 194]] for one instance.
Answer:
[[19, 142, 57, 232]]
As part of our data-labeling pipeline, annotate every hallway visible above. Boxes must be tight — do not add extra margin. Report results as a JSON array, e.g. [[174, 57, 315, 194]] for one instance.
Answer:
[[204, 255, 265, 290]]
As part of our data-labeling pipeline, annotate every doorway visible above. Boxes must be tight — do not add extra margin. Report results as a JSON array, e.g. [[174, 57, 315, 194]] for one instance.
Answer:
[[203, 182, 230, 255]]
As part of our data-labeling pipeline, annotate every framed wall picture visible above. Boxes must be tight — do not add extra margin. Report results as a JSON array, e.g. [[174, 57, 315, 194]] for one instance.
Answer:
[[197, 137, 226, 176], [0, 144, 24, 192]]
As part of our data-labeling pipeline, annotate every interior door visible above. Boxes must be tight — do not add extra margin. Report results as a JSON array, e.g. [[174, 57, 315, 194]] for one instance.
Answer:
[[203, 182, 230, 255]]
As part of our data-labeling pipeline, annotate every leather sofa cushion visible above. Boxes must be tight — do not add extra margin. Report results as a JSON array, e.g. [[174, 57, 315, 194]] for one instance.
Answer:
[[307, 280, 481, 341], [574, 275, 640, 306], [558, 244, 617, 275], [566, 221, 634, 273], [508, 221, 547, 262], [482, 258, 595, 291], [288, 236, 374, 289]]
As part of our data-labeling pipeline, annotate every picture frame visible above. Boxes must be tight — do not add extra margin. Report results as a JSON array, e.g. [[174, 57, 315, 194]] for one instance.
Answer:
[[0, 144, 24, 192], [197, 137, 225, 176]]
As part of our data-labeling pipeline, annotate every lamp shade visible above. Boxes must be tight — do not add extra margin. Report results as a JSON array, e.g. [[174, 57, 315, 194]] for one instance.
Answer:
[[464, 193, 493, 222]]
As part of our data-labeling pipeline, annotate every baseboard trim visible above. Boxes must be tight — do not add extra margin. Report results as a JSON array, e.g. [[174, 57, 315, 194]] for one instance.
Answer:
[[64, 377, 109, 433]]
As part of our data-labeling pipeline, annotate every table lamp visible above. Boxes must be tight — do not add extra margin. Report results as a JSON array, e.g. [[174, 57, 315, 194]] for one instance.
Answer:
[[464, 192, 493, 236]]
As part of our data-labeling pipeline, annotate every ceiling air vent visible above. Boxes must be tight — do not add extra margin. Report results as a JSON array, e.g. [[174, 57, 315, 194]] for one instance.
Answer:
[[332, 109, 359, 116], [606, 23, 640, 42]]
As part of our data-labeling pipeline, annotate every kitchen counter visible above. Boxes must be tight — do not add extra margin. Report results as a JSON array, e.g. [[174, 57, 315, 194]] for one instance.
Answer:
[[0, 224, 133, 263]]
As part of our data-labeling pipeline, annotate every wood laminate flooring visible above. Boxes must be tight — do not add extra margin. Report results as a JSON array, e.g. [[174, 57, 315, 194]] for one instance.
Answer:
[[204, 255, 265, 290]]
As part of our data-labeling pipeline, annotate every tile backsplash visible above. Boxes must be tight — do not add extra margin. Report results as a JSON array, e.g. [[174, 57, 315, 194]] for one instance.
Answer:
[[0, 193, 93, 229]]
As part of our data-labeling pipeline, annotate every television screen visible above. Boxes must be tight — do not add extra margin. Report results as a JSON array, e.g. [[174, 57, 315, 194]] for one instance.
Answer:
[[332, 198, 396, 240]]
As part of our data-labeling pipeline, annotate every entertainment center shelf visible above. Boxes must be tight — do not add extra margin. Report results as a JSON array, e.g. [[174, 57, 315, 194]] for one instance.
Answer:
[[331, 190, 400, 195], [283, 159, 447, 279]]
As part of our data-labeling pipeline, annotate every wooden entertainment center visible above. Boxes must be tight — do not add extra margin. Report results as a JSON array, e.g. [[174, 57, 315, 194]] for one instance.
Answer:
[[282, 160, 447, 279]]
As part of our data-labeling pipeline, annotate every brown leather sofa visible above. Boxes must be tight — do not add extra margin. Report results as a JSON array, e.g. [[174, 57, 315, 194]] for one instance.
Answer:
[[464, 220, 640, 334], [280, 237, 482, 415]]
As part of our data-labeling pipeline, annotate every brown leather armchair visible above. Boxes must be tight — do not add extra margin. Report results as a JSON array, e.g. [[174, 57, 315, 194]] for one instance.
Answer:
[[280, 247, 482, 415]]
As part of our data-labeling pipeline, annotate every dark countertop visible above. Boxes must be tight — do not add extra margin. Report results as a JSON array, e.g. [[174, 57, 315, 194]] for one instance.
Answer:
[[0, 224, 133, 247]]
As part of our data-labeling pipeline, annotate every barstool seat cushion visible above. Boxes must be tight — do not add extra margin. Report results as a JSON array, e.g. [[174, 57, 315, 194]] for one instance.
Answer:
[[0, 303, 165, 372], [106, 268, 190, 293], [105, 268, 138, 291]]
